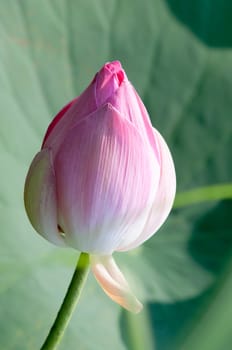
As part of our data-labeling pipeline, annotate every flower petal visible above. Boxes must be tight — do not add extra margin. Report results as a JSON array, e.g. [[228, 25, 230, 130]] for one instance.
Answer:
[[43, 82, 97, 152], [24, 149, 65, 246], [117, 129, 176, 251], [42, 98, 78, 147], [108, 81, 160, 160], [54, 103, 160, 254], [91, 255, 142, 313], [95, 61, 125, 107]]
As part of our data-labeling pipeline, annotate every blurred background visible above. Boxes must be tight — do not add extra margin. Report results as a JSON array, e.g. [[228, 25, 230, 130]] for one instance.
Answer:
[[0, 1, 231, 349]]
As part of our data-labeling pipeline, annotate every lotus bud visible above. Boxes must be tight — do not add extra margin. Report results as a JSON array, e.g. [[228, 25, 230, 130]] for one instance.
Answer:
[[24, 61, 176, 313]]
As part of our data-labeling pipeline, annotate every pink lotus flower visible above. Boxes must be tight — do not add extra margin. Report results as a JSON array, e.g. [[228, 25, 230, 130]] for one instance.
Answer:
[[24, 61, 176, 313]]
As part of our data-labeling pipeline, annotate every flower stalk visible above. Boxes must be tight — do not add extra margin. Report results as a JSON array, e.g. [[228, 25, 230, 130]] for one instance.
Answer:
[[41, 253, 90, 350]]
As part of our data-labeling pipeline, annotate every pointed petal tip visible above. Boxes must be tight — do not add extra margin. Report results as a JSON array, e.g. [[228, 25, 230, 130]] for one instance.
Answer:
[[131, 298, 143, 314], [90, 255, 143, 313]]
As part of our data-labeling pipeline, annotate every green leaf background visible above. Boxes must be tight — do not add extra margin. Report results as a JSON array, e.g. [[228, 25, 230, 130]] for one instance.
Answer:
[[0, 1, 231, 349]]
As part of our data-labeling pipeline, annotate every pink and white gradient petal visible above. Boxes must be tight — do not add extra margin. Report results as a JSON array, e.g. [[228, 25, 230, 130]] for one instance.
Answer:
[[107, 82, 160, 160], [54, 103, 160, 254], [42, 83, 97, 152], [117, 129, 176, 252], [90, 255, 142, 313]]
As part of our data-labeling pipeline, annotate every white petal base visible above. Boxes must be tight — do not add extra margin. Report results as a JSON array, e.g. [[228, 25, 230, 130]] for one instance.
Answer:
[[90, 255, 142, 313], [24, 149, 65, 246]]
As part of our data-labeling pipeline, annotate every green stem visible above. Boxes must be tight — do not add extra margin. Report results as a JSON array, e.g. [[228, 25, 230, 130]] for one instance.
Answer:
[[124, 306, 155, 350], [173, 183, 232, 209], [41, 252, 90, 350]]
